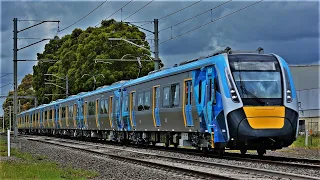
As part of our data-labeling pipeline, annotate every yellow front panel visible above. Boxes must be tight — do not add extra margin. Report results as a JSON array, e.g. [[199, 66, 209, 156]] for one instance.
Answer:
[[243, 106, 285, 117], [243, 106, 285, 129], [247, 118, 284, 129]]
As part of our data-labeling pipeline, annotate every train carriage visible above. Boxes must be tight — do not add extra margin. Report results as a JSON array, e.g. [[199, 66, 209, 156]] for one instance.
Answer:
[[18, 47, 299, 155]]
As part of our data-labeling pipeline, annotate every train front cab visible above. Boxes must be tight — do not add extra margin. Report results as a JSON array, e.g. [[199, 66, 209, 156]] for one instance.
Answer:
[[224, 54, 299, 155]]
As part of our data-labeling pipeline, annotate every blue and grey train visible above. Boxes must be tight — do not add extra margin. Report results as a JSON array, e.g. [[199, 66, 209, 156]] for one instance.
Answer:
[[17, 47, 299, 155]]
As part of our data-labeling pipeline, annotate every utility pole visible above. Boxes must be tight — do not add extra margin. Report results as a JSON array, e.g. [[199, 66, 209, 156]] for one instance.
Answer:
[[154, 19, 159, 71], [13, 18, 59, 142], [13, 18, 18, 142], [113, 19, 160, 71]]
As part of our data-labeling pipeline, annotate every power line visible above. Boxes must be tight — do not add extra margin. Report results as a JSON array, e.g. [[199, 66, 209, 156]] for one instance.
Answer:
[[59, 0, 109, 32], [140, 0, 203, 27], [0, 83, 12, 89], [95, 0, 133, 27], [159, 0, 202, 20], [0, 73, 13, 79], [146, 0, 232, 38], [156, 0, 263, 46], [123, 0, 154, 21]]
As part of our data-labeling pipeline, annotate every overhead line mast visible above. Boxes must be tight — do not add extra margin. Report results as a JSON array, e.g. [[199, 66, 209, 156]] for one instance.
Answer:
[[13, 18, 59, 142]]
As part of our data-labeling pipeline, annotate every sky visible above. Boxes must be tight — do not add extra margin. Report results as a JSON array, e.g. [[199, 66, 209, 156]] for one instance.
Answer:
[[0, 0, 319, 115]]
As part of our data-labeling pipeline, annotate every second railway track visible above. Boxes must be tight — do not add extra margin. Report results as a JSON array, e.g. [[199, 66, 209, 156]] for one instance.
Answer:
[[22, 135, 320, 180]]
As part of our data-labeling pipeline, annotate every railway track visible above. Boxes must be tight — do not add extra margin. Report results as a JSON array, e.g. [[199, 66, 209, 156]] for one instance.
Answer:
[[17, 134, 320, 169], [22, 135, 320, 180]]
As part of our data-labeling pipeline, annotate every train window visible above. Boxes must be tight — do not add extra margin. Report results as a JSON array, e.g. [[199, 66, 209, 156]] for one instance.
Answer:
[[198, 80, 202, 103], [104, 99, 108, 114], [138, 92, 144, 111], [144, 91, 151, 110], [131, 92, 136, 111], [209, 79, 212, 101], [163, 87, 170, 107], [100, 100, 105, 114], [171, 84, 180, 107], [49, 109, 52, 119], [69, 106, 73, 117], [123, 96, 129, 111], [88, 101, 95, 115], [62, 106, 66, 118], [115, 99, 119, 112]]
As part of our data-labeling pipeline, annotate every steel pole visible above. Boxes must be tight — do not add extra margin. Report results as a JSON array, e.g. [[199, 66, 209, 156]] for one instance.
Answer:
[[13, 18, 18, 142], [154, 19, 159, 70], [2, 117, 4, 132], [9, 106, 11, 131]]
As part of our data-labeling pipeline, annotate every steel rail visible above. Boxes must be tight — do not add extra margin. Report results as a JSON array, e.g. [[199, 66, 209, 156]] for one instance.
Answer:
[[25, 136, 320, 180]]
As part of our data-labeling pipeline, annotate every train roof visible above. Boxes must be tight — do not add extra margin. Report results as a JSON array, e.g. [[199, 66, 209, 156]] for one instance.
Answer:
[[18, 47, 275, 115]]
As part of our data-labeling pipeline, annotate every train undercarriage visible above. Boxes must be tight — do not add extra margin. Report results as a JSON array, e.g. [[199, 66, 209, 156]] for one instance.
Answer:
[[18, 128, 281, 156]]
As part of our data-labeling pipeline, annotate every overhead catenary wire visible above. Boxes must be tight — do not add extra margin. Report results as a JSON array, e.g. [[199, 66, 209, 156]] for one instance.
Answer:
[[0, 73, 13, 79], [58, 0, 109, 32], [146, 0, 232, 38], [154, 0, 263, 46], [122, 0, 154, 21], [95, 0, 133, 27], [140, 0, 203, 27]]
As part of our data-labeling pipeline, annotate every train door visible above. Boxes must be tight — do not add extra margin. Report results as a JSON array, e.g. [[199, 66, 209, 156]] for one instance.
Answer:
[[40, 109, 43, 128], [95, 99, 100, 129], [109, 96, 114, 128], [205, 66, 216, 133], [205, 66, 226, 144], [183, 79, 193, 127], [76, 98, 84, 129], [113, 90, 120, 130], [73, 104, 77, 128], [54, 104, 59, 129], [193, 67, 208, 132], [122, 89, 130, 130], [130, 91, 137, 127], [153, 86, 161, 127]]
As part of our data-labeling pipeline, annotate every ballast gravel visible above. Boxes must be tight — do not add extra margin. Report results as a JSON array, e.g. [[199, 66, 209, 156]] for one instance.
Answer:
[[54, 138, 320, 179], [15, 137, 200, 180], [14, 135, 320, 179]]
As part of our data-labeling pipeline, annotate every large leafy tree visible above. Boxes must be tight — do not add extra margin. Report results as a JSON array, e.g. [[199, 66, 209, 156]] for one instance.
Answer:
[[2, 74, 35, 129], [33, 19, 162, 105]]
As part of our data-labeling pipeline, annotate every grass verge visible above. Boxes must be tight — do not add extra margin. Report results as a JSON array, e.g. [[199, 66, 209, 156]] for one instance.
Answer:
[[290, 135, 320, 149], [0, 137, 99, 180]]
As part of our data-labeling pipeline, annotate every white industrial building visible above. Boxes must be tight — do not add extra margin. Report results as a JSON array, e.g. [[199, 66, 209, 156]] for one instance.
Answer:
[[289, 64, 320, 135]]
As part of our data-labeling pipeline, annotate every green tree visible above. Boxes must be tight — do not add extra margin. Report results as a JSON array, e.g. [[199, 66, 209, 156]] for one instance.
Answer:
[[33, 19, 158, 105]]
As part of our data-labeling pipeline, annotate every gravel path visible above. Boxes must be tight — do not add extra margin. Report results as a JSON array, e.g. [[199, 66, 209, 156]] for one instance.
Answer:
[[13, 136, 199, 180]]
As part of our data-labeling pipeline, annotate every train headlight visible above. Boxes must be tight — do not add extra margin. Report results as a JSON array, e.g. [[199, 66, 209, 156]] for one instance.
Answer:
[[225, 67, 239, 103], [284, 70, 292, 103]]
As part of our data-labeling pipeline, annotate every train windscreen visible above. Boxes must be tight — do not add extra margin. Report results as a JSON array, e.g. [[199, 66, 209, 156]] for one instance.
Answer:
[[228, 54, 283, 106]]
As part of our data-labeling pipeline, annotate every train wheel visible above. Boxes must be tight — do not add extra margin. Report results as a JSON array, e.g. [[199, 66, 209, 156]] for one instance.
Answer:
[[257, 148, 266, 156], [240, 149, 247, 155]]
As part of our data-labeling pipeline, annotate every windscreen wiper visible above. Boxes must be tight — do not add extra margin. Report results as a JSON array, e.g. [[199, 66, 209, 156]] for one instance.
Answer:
[[240, 84, 265, 105]]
